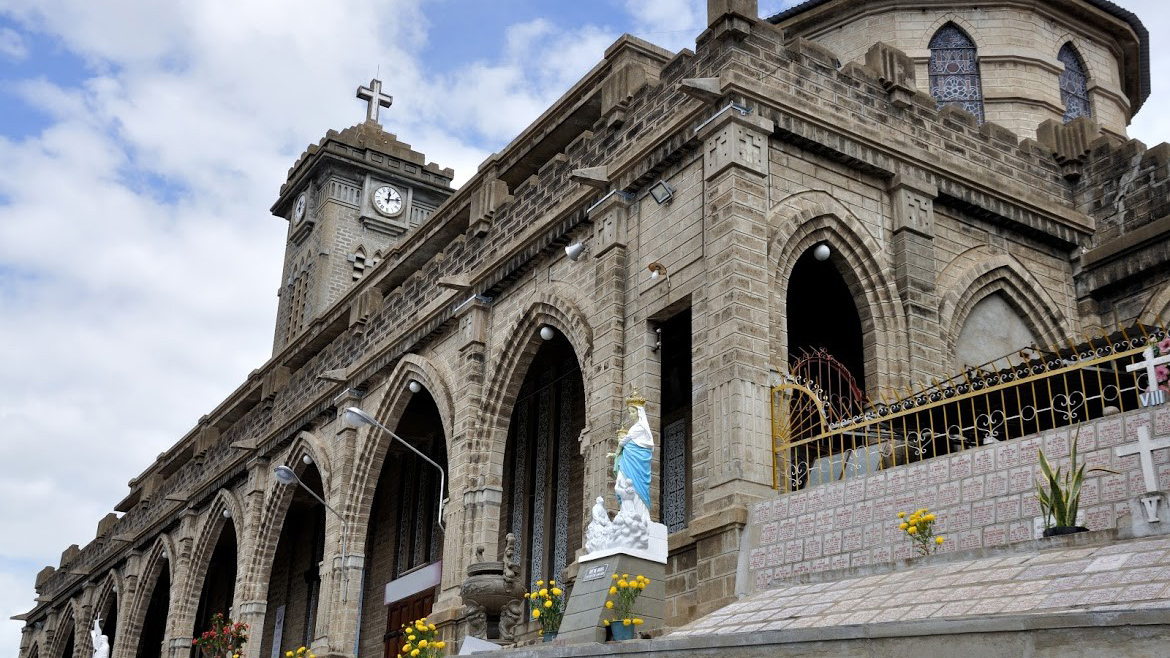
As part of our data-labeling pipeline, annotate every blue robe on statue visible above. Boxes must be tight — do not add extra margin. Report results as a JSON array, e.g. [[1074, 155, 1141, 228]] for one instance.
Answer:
[[615, 404, 655, 508], [616, 441, 652, 507]]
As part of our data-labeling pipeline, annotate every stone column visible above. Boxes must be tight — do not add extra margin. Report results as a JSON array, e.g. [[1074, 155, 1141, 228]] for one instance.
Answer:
[[889, 174, 945, 384], [320, 395, 364, 658], [435, 297, 494, 632], [584, 192, 632, 527], [164, 508, 199, 658], [692, 104, 774, 615], [234, 455, 271, 654]]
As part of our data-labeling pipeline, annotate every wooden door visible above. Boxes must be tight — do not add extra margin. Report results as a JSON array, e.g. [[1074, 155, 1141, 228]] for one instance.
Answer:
[[383, 590, 435, 658]]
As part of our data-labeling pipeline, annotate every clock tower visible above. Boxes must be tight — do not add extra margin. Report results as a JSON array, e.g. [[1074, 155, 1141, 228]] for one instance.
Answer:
[[270, 78, 455, 353]]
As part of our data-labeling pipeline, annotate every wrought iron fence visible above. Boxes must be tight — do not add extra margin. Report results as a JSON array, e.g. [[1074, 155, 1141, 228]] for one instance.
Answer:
[[772, 323, 1169, 492]]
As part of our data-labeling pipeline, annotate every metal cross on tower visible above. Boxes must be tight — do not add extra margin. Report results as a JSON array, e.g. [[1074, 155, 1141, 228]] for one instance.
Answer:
[[356, 78, 393, 123]]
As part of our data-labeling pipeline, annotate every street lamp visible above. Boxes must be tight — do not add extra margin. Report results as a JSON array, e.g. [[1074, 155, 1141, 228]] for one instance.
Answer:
[[271, 464, 356, 602], [344, 407, 446, 528]]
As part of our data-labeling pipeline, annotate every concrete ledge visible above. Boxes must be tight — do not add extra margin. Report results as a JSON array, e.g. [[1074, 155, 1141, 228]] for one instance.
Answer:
[[480, 610, 1170, 657]]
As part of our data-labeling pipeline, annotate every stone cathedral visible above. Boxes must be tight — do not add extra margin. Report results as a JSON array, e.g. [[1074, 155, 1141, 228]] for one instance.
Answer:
[[17, 1, 1170, 657]]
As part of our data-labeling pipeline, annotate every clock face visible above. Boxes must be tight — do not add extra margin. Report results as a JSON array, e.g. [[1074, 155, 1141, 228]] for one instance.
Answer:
[[373, 185, 404, 217], [293, 193, 307, 222]]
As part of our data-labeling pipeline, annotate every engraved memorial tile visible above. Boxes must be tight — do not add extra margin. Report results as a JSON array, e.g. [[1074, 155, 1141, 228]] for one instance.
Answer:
[[998, 441, 1020, 468], [779, 519, 796, 541], [996, 496, 1021, 521], [1044, 431, 1070, 458], [938, 481, 961, 507], [824, 530, 843, 555], [983, 525, 1007, 546], [986, 471, 1009, 497], [767, 544, 784, 567], [843, 526, 863, 552], [973, 449, 994, 475], [951, 453, 973, 479], [1101, 473, 1128, 502], [972, 499, 995, 526], [963, 475, 986, 502], [761, 521, 779, 545]]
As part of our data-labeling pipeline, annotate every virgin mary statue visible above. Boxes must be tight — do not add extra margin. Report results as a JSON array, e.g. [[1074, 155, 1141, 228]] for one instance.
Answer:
[[614, 390, 653, 508]]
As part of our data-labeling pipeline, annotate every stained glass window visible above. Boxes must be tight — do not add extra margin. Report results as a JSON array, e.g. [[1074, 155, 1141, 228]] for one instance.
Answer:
[[1059, 44, 1092, 122], [928, 24, 985, 123]]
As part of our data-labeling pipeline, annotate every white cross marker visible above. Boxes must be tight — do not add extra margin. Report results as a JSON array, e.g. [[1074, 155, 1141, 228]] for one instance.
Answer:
[[1116, 425, 1170, 493], [1126, 345, 1170, 393], [356, 78, 393, 123]]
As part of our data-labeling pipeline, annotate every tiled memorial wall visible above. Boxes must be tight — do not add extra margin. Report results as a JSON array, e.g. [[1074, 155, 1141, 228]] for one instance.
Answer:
[[746, 406, 1170, 593]]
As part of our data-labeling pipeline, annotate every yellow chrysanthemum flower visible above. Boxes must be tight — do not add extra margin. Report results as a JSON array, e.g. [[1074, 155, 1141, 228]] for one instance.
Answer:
[[908, 526, 918, 534], [544, 599, 553, 608], [606, 601, 614, 609], [603, 620, 610, 627], [611, 574, 618, 580], [622, 573, 629, 579], [552, 587, 563, 596], [402, 644, 411, 652], [618, 579, 628, 588], [936, 536, 945, 544], [897, 511, 906, 518], [925, 514, 935, 522], [523, 592, 530, 599], [435, 642, 445, 650], [609, 586, 617, 595], [634, 618, 644, 625], [622, 619, 631, 626], [410, 650, 419, 657], [428, 624, 436, 632], [536, 580, 544, 586], [407, 635, 416, 641], [298, 648, 307, 655], [898, 522, 908, 530], [539, 588, 548, 597], [286, 652, 293, 657], [418, 640, 428, 648], [532, 608, 541, 619], [549, 579, 556, 586]]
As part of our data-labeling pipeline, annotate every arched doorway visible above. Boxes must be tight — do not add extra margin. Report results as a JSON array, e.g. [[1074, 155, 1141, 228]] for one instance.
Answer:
[[137, 562, 171, 658], [786, 246, 866, 398], [359, 390, 447, 658], [259, 466, 326, 658], [54, 611, 74, 658], [500, 332, 586, 588], [192, 518, 239, 643], [96, 585, 119, 655]]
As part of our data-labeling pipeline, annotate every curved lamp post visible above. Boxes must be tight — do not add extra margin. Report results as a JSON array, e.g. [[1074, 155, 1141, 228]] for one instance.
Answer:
[[344, 406, 446, 528]]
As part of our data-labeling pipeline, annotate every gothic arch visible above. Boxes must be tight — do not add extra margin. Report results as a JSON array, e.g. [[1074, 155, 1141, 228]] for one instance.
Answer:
[[345, 353, 457, 551], [176, 488, 247, 635], [938, 252, 1069, 368], [1140, 281, 1170, 328], [1053, 35, 1098, 80], [920, 14, 983, 51], [90, 570, 124, 637], [768, 190, 910, 392], [244, 431, 332, 607], [477, 288, 594, 484], [119, 535, 177, 658], [46, 599, 80, 658]]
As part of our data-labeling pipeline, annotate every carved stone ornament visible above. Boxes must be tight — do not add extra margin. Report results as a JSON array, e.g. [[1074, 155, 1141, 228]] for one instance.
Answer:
[[458, 533, 525, 641]]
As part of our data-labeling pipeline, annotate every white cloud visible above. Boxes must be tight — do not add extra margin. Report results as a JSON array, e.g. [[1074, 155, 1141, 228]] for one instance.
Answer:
[[0, 26, 26, 59]]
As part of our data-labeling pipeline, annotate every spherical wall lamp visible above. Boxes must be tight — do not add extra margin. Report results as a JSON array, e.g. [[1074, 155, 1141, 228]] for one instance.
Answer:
[[222, 508, 231, 519], [539, 325, 556, 341], [408, 380, 423, 394], [813, 243, 831, 261], [302, 454, 313, 466]]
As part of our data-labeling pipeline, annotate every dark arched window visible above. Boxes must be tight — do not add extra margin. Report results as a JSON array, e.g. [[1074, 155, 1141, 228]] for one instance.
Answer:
[[929, 24, 985, 123], [1058, 43, 1092, 122]]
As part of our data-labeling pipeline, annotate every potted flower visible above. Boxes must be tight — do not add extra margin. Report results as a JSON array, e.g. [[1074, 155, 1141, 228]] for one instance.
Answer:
[[524, 579, 565, 642], [192, 613, 248, 658], [396, 618, 446, 658], [603, 573, 648, 641], [896, 508, 944, 556], [1035, 430, 1116, 537], [283, 647, 314, 658]]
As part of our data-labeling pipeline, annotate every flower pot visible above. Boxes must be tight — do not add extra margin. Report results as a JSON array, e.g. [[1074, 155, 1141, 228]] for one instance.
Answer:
[[541, 631, 557, 643], [610, 623, 636, 641], [1042, 525, 1089, 538]]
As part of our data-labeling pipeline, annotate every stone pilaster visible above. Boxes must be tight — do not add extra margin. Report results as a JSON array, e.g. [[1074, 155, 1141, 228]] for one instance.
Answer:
[[445, 298, 495, 620], [698, 107, 775, 499], [585, 192, 632, 520], [889, 174, 945, 384], [234, 454, 271, 652], [320, 399, 364, 658]]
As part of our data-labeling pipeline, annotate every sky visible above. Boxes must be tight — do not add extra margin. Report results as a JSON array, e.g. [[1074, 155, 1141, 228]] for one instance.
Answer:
[[0, 0, 1167, 655]]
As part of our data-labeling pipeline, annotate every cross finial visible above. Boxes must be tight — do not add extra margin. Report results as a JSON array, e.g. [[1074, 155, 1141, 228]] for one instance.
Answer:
[[356, 78, 393, 123]]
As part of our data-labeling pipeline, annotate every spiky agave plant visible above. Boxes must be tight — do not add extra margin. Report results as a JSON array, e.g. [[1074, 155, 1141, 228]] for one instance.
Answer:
[[1035, 428, 1115, 529]]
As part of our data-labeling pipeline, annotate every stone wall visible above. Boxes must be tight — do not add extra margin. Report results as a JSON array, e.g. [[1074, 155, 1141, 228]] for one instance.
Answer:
[[744, 405, 1170, 594]]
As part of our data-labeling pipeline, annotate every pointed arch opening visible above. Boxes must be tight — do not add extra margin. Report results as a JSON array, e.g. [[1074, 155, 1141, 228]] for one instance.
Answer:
[[500, 331, 586, 589], [53, 610, 75, 658], [259, 465, 326, 658], [359, 388, 448, 658], [787, 246, 866, 397], [192, 517, 239, 645], [929, 23, 985, 123], [137, 560, 171, 658], [1058, 43, 1092, 122], [94, 581, 120, 656]]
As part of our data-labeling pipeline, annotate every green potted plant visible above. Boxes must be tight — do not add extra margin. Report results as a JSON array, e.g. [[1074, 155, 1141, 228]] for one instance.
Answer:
[[1035, 430, 1115, 537]]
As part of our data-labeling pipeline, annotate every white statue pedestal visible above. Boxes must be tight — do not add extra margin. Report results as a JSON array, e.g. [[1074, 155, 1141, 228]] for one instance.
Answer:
[[557, 523, 667, 644]]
